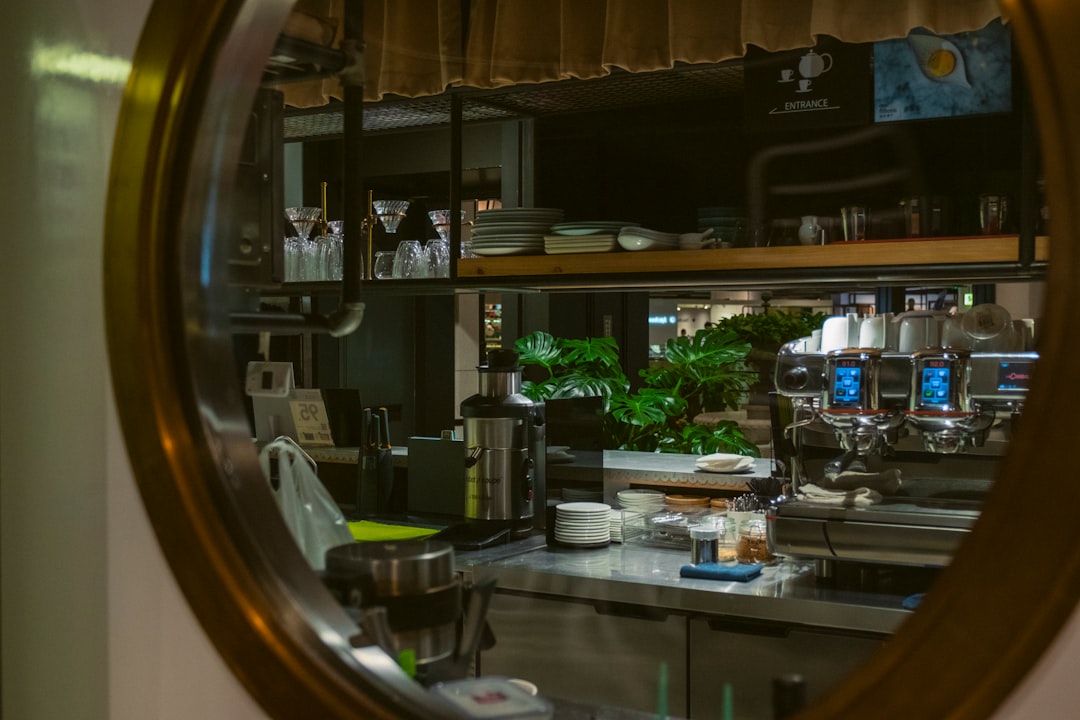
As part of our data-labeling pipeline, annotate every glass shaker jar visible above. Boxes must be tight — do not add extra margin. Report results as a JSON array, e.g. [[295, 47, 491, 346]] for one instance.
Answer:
[[735, 517, 775, 564], [690, 521, 721, 565]]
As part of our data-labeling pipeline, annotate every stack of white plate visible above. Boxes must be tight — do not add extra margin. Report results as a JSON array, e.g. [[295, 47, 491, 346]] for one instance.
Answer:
[[543, 233, 618, 255], [616, 488, 666, 513], [609, 508, 642, 543], [471, 207, 564, 256], [553, 502, 612, 546], [617, 227, 681, 251], [562, 486, 604, 502], [544, 220, 638, 255]]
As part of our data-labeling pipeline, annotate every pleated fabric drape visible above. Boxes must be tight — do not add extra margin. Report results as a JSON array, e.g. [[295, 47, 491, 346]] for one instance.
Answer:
[[279, 0, 466, 107], [278, 0, 1005, 107], [463, 0, 1005, 87]]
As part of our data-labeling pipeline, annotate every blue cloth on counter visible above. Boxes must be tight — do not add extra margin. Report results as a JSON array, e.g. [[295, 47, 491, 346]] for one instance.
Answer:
[[902, 593, 925, 611], [680, 562, 764, 582]]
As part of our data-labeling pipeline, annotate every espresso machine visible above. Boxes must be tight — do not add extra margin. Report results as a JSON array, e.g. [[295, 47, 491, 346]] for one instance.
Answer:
[[771, 318, 1036, 570], [461, 349, 545, 537]]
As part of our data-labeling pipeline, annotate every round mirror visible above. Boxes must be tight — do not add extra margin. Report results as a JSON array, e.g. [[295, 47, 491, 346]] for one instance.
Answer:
[[104, 0, 1080, 717]]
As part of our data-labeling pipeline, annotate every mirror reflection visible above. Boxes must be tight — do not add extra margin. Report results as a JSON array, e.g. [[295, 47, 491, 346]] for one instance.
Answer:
[[214, 4, 1047, 718]]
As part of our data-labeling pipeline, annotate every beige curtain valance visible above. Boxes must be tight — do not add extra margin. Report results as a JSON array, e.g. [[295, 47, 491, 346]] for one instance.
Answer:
[[278, 0, 1005, 107]]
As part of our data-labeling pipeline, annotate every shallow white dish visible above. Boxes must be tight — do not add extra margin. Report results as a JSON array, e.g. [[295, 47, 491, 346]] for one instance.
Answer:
[[550, 221, 639, 236], [476, 208, 564, 224], [545, 238, 618, 255], [471, 223, 553, 237], [617, 234, 679, 251], [471, 245, 543, 256], [556, 501, 611, 513]]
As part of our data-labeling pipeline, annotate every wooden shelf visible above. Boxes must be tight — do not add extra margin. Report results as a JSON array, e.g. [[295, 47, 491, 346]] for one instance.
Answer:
[[455, 235, 1049, 290]]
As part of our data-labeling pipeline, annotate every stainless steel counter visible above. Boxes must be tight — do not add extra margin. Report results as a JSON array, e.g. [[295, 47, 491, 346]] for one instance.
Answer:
[[306, 445, 772, 489], [457, 535, 912, 636], [599, 450, 774, 490]]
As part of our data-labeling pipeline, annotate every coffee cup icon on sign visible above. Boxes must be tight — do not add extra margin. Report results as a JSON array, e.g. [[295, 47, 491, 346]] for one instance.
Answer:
[[779, 68, 794, 82], [797, 79, 813, 93], [799, 49, 833, 78]]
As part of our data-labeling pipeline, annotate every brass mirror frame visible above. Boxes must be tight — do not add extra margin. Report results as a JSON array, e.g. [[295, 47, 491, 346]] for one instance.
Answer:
[[104, 0, 1080, 718]]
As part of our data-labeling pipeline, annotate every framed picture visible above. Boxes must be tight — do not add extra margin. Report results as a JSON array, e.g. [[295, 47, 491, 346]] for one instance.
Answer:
[[874, 18, 1012, 123]]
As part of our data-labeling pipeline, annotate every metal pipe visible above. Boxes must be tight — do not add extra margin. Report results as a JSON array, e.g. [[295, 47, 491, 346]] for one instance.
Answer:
[[230, 302, 365, 337]]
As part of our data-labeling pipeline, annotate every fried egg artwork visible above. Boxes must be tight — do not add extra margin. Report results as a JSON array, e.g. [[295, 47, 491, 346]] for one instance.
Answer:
[[907, 33, 970, 88]]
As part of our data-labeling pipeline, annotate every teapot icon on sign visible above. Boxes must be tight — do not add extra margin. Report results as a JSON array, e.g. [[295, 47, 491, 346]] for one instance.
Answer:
[[799, 49, 833, 78]]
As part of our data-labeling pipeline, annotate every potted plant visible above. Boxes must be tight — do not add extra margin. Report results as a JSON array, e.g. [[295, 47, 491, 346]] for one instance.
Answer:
[[514, 330, 759, 456], [710, 309, 827, 386]]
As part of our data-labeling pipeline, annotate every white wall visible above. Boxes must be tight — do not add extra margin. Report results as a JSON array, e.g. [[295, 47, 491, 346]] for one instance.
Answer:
[[0, 1, 267, 718]]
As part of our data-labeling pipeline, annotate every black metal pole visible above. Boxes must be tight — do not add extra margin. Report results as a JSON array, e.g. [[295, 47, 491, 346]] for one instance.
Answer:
[[449, 93, 463, 274], [342, 0, 367, 297]]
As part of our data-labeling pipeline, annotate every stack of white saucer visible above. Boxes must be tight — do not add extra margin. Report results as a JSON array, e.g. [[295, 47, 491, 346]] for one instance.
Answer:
[[616, 488, 666, 513], [553, 502, 612, 546]]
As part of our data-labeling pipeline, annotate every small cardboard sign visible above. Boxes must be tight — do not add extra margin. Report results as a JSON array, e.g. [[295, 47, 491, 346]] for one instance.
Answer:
[[289, 388, 334, 447]]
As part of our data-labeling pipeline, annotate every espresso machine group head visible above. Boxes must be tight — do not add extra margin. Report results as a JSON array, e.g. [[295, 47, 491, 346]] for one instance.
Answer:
[[819, 349, 906, 458], [905, 349, 995, 453]]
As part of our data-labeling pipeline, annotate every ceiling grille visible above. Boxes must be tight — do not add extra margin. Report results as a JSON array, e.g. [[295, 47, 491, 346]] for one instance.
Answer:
[[283, 62, 743, 141]]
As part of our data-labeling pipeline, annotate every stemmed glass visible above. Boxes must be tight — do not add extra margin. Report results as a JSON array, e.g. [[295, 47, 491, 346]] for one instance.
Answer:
[[284, 207, 322, 281]]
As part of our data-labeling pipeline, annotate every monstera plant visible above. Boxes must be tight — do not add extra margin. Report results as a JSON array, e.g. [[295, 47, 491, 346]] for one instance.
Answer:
[[514, 330, 759, 456]]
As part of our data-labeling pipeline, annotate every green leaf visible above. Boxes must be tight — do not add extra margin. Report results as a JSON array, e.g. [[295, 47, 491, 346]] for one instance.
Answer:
[[514, 331, 561, 374], [513, 328, 758, 456]]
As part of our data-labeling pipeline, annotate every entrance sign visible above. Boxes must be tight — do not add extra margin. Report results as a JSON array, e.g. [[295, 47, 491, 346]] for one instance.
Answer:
[[744, 37, 871, 132]]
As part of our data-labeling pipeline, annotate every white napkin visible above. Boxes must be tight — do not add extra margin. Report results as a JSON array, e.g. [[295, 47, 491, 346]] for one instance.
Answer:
[[797, 483, 883, 507], [695, 453, 755, 473], [822, 468, 902, 495]]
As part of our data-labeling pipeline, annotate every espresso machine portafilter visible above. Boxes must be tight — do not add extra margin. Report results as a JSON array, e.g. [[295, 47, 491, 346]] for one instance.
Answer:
[[461, 349, 543, 536]]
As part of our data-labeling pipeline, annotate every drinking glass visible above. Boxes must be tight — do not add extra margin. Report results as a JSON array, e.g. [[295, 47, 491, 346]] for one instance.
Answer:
[[425, 239, 450, 278], [979, 194, 1009, 234], [312, 235, 333, 281], [284, 237, 300, 282], [299, 238, 319, 281], [319, 220, 345, 281], [373, 251, 396, 279], [392, 240, 423, 279], [326, 234, 344, 281], [841, 206, 867, 241]]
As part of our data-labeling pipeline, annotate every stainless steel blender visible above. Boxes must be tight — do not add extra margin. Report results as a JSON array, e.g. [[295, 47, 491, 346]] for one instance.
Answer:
[[461, 349, 543, 536]]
